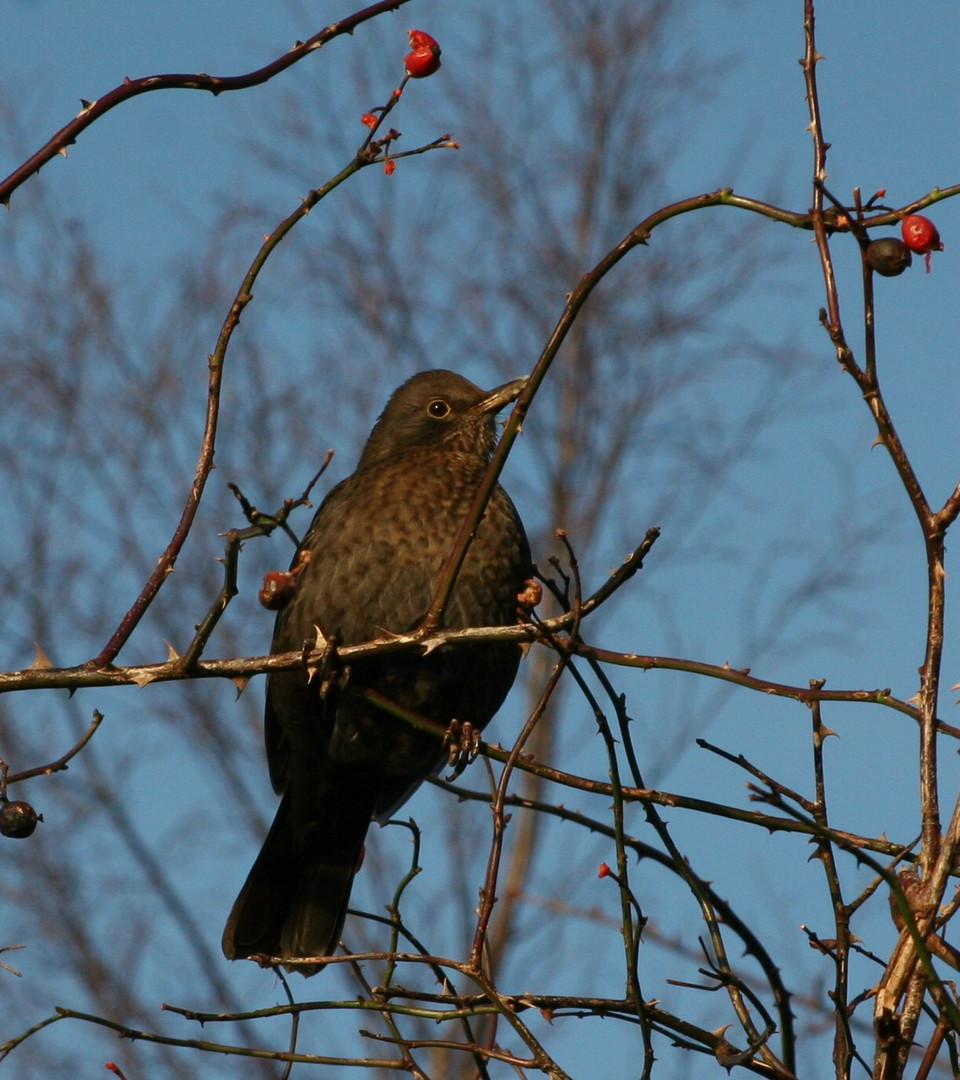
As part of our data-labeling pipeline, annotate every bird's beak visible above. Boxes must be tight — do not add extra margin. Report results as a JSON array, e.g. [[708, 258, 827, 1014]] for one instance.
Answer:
[[475, 376, 527, 415]]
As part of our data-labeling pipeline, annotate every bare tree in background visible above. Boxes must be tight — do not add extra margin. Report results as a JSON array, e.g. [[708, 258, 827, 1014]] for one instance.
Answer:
[[2, 2, 958, 1078]]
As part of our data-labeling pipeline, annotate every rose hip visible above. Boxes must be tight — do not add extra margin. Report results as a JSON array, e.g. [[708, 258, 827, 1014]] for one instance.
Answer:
[[901, 214, 943, 272], [404, 30, 442, 79]]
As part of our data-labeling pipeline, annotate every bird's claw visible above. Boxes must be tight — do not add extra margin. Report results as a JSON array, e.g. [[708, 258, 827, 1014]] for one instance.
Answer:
[[305, 627, 340, 698], [444, 718, 481, 774]]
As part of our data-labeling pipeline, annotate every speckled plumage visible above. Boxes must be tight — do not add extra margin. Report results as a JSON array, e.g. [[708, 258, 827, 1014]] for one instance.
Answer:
[[222, 370, 530, 969]]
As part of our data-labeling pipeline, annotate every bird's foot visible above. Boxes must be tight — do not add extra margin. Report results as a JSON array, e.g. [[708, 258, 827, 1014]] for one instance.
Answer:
[[444, 718, 481, 775], [305, 627, 340, 698]]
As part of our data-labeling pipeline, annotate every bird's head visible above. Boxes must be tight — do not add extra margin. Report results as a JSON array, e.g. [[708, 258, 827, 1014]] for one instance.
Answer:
[[358, 369, 526, 467]]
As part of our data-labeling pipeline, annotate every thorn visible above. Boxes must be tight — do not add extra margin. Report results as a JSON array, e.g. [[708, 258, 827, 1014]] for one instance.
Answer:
[[306, 624, 330, 683], [231, 675, 251, 699], [164, 640, 181, 662], [30, 643, 54, 670], [129, 669, 157, 689]]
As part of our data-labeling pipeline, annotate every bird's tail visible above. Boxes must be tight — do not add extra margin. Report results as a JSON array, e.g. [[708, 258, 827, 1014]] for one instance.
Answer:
[[222, 788, 373, 974]]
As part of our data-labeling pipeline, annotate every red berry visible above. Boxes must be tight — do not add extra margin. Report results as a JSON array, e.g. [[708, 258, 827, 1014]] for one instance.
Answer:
[[404, 30, 442, 79], [384, 159, 397, 176], [360, 113, 378, 129], [259, 570, 297, 610], [516, 578, 542, 614], [901, 215, 943, 273], [259, 550, 312, 609], [901, 215, 943, 254], [0, 800, 42, 839], [408, 29, 440, 53]]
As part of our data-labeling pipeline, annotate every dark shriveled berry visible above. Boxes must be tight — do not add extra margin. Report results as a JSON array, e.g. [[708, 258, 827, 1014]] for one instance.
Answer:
[[866, 238, 913, 277], [0, 800, 43, 838]]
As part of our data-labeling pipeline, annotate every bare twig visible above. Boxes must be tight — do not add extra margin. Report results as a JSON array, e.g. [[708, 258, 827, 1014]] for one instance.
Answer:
[[2, 710, 104, 788]]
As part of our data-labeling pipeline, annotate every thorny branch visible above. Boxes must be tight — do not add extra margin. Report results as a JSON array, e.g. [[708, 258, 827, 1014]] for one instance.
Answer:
[[801, 2, 960, 1074], [87, 77, 456, 670], [0, 0, 414, 207]]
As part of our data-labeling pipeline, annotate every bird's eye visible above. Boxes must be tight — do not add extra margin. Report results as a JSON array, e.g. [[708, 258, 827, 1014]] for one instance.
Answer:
[[427, 398, 451, 418]]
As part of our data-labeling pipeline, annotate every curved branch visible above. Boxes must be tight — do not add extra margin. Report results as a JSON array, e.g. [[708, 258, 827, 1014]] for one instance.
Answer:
[[0, 0, 411, 207]]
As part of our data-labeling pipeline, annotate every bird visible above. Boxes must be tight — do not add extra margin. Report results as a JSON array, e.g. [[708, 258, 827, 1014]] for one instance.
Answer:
[[222, 369, 531, 971]]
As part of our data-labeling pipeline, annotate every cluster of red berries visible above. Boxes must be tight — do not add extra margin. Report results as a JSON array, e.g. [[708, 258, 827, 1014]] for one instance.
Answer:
[[867, 214, 943, 276], [359, 31, 443, 176]]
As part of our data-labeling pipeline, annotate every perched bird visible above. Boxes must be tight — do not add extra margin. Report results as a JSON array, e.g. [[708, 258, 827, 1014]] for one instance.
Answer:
[[222, 369, 531, 970]]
